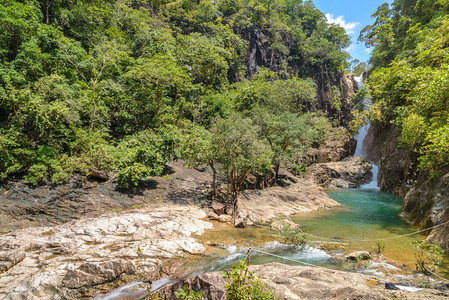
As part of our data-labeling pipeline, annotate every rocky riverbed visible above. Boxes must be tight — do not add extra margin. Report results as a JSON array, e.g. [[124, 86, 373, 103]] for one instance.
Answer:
[[3, 127, 437, 300], [0, 205, 213, 299], [154, 263, 449, 300], [0, 160, 342, 299]]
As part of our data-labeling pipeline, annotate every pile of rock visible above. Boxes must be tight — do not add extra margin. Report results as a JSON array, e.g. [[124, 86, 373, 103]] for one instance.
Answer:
[[206, 201, 233, 223]]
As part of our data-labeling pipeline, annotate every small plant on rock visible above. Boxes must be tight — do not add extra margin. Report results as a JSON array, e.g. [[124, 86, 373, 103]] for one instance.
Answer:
[[412, 240, 443, 274], [375, 241, 385, 254], [223, 260, 278, 300], [174, 284, 203, 300], [277, 221, 309, 249]]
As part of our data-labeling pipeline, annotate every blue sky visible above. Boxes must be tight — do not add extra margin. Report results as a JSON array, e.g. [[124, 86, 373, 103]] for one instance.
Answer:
[[312, 0, 391, 62]]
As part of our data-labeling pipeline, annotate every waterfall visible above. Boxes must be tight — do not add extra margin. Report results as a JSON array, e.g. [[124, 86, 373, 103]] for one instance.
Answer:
[[353, 75, 379, 189]]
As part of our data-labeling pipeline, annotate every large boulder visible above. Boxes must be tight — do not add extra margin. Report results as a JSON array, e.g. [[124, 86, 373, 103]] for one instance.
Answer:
[[155, 272, 226, 300], [234, 180, 339, 227], [302, 156, 373, 189], [211, 201, 225, 215], [345, 251, 372, 261]]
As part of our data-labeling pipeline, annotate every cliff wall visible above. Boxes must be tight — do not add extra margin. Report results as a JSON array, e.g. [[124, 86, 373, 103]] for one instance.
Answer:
[[364, 122, 449, 249], [235, 26, 357, 125]]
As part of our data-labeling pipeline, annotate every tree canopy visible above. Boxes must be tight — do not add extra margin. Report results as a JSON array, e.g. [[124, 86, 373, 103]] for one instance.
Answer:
[[360, 0, 449, 173], [0, 0, 350, 190]]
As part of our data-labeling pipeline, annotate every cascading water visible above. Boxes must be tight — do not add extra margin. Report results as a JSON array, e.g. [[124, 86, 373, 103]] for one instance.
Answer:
[[93, 76, 449, 299], [353, 75, 378, 189]]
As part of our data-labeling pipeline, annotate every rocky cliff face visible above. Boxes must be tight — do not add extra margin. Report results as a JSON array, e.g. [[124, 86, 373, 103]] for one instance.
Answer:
[[235, 26, 357, 124], [364, 122, 449, 249]]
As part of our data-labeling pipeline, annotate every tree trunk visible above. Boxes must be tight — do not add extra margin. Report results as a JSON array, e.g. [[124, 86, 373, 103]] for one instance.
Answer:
[[210, 161, 216, 197], [274, 163, 280, 186]]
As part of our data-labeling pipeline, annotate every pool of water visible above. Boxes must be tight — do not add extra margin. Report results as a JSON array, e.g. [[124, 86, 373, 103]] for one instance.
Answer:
[[295, 189, 422, 263], [96, 186, 449, 299], [195, 186, 449, 279]]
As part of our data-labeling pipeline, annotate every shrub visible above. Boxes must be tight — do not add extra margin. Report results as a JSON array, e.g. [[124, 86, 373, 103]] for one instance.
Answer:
[[224, 260, 278, 300], [25, 145, 68, 184], [277, 222, 309, 249], [412, 240, 443, 274], [117, 129, 180, 188], [174, 285, 203, 300]]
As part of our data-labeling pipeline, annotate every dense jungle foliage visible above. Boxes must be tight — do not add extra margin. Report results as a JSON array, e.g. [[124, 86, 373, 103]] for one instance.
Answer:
[[0, 0, 351, 191], [360, 0, 449, 174]]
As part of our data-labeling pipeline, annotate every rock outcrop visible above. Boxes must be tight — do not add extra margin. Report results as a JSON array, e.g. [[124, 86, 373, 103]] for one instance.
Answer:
[[364, 122, 449, 249], [0, 205, 212, 299], [301, 127, 357, 166], [153, 262, 448, 300], [302, 156, 373, 189], [234, 180, 339, 227], [0, 160, 213, 234]]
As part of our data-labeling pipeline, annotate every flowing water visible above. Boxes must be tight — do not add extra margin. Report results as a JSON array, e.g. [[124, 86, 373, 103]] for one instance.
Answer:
[[96, 77, 449, 299], [190, 75, 449, 279]]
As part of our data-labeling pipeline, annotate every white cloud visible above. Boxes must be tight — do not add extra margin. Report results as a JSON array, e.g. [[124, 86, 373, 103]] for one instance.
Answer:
[[344, 44, 355, 52], [364, 48, 372, 54], [325, 13, 360, 35]]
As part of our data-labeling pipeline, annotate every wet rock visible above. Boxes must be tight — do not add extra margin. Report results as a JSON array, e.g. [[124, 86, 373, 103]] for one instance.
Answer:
[[345, 251, 372, 261], [211, 201, 225, 216], [234, 181, 339, 227], [155, 271, 226, 300], [217, 215, 232, 223], [302, 156, 373, 189]]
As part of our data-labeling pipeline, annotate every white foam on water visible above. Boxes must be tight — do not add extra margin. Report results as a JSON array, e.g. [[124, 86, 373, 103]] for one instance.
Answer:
[[94, 282, 149, 300], [370, 261, 401, 271], [225, 245, 238, 254], [262, 241, 292, 251], [289, 245, 331, 262], [150, 277, 174, 292]]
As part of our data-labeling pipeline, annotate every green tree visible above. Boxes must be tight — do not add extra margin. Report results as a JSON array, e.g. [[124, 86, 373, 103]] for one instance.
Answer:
[[210, 115, 272, 213], [181, 124, 218, 195]]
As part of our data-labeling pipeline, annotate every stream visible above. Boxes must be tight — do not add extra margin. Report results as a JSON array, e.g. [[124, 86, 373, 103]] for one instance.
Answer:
[[97, 78, 449, 299]]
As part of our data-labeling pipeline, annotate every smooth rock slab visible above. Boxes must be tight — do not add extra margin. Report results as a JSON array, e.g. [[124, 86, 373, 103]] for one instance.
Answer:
[[0, 205, 213, 300], [0, 251, 25, 274], [234, 180, 339, 227]]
